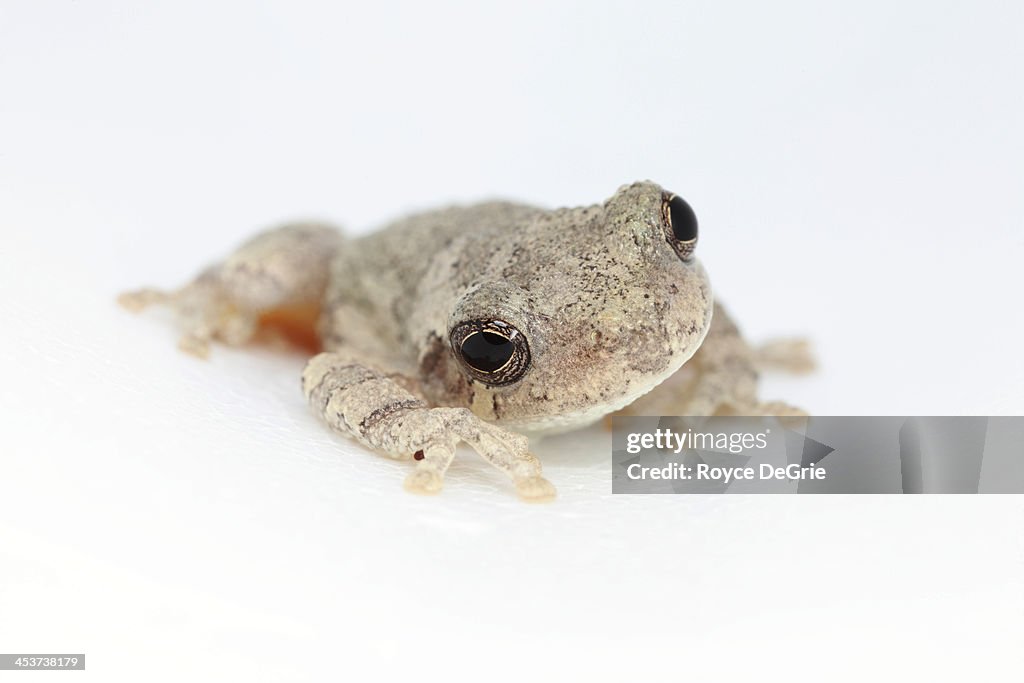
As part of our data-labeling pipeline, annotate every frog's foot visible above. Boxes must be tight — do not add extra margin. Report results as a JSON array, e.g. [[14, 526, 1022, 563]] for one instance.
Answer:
[[396, 408, 557, 502], [120, 223, 343, 357], [119, 271, 257, 359], [303, 354, 557, 502]]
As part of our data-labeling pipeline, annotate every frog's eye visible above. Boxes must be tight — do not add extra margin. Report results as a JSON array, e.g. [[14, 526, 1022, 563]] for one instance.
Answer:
[[450, 319, 531, 386], [662, 193, 698, 260]]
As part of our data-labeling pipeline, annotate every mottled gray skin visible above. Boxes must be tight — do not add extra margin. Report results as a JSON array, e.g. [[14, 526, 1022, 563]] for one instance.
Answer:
[[324, 182, 712, 434], [120, 181, 809, 501]]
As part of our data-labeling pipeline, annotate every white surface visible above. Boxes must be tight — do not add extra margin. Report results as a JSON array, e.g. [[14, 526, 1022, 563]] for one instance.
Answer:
[[1, 1, 1023, 681]]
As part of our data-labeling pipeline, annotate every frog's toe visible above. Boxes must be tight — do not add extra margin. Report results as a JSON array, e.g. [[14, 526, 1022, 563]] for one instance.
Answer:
[[403, 467, 445, 495], [117, 288, 170, 312], [755, 338, 816, 374], [515, 475, 557, 503], [177, 331, 212, 359]]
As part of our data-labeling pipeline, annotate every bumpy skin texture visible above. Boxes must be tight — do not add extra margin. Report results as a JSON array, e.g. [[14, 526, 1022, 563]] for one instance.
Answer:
[[120, 181, 809, 501]]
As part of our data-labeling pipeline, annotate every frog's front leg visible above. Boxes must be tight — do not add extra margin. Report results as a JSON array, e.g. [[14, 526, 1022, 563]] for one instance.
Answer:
[[119, 223, 343, 357], [302, 352, 556, 502], [620, 302, 811, 418]]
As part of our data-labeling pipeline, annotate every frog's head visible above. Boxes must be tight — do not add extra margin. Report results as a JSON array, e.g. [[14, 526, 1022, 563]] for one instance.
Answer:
[[437, 181, 713, 435]]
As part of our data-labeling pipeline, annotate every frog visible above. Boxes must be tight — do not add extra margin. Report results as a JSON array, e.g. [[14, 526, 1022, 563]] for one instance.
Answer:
[[119, 181, 811, 502]]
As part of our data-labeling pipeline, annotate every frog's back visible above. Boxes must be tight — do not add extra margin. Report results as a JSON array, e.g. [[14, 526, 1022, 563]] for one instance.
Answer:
[[320, 201, 543, 363]]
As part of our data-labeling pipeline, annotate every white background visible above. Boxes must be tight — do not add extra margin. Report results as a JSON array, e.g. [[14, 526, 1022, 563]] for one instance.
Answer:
[[1, 1, 1022, 681]]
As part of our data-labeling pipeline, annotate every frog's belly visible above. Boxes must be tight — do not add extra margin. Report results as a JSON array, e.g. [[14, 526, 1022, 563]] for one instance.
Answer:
[[497, 362, 699, 437]]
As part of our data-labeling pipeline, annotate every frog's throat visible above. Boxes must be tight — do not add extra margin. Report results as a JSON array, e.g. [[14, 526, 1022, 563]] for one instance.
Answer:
[[500, 336, 709, 437]]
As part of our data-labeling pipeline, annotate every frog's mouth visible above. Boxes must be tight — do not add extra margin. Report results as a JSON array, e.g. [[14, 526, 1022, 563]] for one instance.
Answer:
[[496, 351, 702, 437]]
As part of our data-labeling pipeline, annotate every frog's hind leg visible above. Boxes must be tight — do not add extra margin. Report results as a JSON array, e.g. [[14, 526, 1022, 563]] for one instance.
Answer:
[[119, 223, 345, 357]]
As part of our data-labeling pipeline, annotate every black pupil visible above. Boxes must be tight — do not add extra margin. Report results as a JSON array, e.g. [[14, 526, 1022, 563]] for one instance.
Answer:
[[669, 195, 698, 242], [461, 332, 514, 372]]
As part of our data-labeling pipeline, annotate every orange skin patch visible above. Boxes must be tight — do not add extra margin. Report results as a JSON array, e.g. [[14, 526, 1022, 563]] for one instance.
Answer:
[[257, 303, 322, 354]]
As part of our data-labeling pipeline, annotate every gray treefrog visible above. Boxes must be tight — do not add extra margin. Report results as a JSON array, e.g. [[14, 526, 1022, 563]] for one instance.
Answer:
[[120, 181, 810, 501]]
